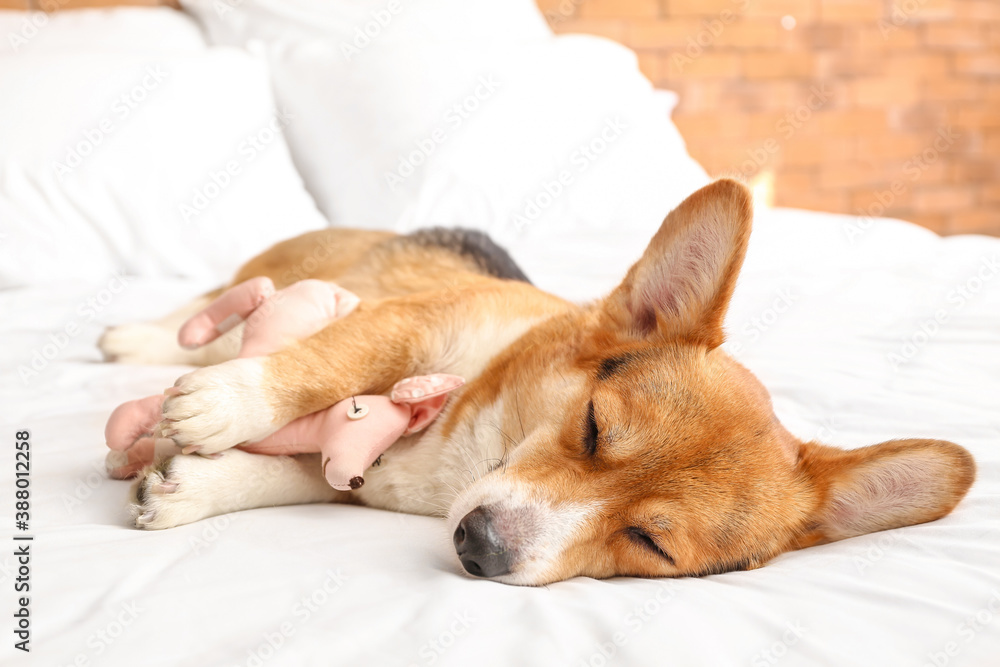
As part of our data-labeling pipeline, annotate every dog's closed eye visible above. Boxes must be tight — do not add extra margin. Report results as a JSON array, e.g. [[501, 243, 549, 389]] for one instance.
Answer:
[[626, 527, 675, 565], [583, 400, 599, 456]]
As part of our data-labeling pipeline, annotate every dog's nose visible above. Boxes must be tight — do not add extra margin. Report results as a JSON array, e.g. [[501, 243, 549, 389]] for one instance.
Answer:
[[453, 506, 512, 578]]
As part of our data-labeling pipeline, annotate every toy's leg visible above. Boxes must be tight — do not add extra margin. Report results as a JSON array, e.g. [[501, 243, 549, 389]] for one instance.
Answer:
[[105, 394, 165, 451], [177, 276, 276, 349], [237, 280, 360, 357], [106, 437, 182, 480], [104, 394, 181, 479], [99, 291, 242, 367]]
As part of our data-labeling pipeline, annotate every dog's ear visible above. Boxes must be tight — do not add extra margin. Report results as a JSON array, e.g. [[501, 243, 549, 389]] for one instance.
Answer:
[[794, 439, 975, 546], [603, 178, 753, 348]]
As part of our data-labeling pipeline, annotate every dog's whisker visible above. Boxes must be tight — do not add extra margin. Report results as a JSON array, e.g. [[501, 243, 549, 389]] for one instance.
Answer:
[[457, 441, 486, 484]]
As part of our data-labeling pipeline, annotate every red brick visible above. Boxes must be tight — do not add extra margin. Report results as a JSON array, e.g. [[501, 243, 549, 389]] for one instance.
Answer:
[[673, 113, 751, 139], [984, 132, 1000, 157], [922, 78, 984, 103], [781, 136, 856, 166], [850, 186, 917, 214], [712, 21, 784, 48], [953, 0, 1000, 20], [776, 169, 816, 193], [912, 186, 976, 211], [818, 162, 889, 189], [719, 81, 807, 111], [799, 24, 849, 49], [817, 109, 889, 135], [858, 134, 928, 160], [981, 183, 1000, 204], [627, 19, 708, 48], [695, 142, 766, 171], [883, 54, 951, 77], [579, 0, 659, 19], [666, 0, 746, 17], [850, 77, 921, 107], [986, 81, 1000, 104], [889, 105, 948, 132], [886, 0, 955, 22], [955, 53, 1000, 77], [948, 160, 997, 182], [744, 0, 819, 20], [946, 210, 1000, 235], [921, 22, 987, 48], [743, 53, 817, 78], [952, 108, 1000, 128], [667, 52, 742, 78], [820, 1, 882, 22], [845, 24, 920, 50], [536, 0, 569, 15], [816, 52, 886, 77]]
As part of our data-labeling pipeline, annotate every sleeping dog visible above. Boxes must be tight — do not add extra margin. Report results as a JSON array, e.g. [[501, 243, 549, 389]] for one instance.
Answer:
[[100, 179, 975, 586]]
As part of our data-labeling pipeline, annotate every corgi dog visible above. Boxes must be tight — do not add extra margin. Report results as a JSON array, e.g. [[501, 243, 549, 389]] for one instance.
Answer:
[[100, 179, 975, 586]]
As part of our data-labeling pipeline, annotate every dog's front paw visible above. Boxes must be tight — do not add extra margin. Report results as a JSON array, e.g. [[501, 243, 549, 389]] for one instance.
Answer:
[[160, 358, 278, 454]]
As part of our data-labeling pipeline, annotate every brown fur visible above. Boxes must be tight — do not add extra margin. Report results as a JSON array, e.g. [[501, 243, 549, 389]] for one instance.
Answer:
[[162, 178, 976, 581]]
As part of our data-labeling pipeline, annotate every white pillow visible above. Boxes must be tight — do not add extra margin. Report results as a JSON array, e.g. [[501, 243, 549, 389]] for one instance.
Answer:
[[0, 48, 328, 288], [181, 0, 709, 245], [0, 8, 206, 55]]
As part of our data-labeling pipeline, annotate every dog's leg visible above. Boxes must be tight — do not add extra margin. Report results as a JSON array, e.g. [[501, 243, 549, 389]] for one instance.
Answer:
[[130, 450, 347, 529], [100, 291, 243, 367], [159, 283, 566, 454]]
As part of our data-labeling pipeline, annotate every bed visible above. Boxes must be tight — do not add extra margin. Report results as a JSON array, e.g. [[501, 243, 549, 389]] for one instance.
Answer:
[[1, 3, 998, 666]]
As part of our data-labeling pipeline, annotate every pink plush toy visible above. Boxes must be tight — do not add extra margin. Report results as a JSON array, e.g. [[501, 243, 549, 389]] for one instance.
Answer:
[[105, 277, 464, 491]]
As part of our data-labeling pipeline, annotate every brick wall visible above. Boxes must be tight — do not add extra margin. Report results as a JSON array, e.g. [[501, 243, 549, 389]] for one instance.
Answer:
[[0, 1, 176, 9], [537, 0, 1000, 236]]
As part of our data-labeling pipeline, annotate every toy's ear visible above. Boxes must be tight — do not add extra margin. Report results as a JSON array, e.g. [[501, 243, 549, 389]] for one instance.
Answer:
[[794, 438, 975, 546], [405, 395, 450, 435], [392, 374, 465, 435]]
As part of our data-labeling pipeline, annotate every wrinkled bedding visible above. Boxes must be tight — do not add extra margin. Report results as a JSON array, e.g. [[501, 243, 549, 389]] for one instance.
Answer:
[[2, 207, 998, 666]]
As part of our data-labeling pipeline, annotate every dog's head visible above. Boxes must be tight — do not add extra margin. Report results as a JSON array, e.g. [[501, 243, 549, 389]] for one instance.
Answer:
[[447, 179, 975, 585]]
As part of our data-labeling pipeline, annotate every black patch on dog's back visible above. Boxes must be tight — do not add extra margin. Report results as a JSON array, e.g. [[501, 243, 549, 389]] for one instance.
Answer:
[[405, 228, 531, 284]]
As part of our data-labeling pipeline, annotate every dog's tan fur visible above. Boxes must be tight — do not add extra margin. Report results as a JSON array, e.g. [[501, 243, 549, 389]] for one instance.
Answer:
[[107, 179, 975, 585]]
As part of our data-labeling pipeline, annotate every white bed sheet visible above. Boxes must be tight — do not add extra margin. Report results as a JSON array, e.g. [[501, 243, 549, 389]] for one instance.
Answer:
[[2, 207, 999, 667]]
